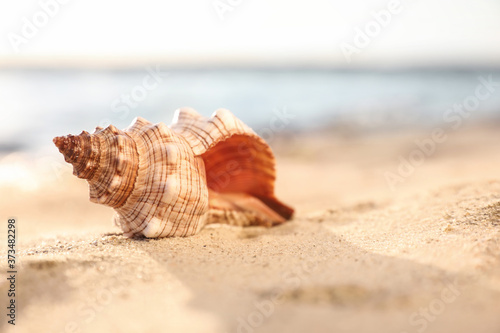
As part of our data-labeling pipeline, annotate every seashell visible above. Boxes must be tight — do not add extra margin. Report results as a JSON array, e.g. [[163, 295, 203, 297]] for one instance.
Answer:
[[53, 108, 294, 238]]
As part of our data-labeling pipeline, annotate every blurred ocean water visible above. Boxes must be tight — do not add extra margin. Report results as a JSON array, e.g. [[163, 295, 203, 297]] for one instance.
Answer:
[[1, 68, 500, 155]]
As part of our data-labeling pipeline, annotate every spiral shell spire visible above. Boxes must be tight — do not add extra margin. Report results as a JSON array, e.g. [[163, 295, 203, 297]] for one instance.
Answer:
[[54, 125, 139, 208]]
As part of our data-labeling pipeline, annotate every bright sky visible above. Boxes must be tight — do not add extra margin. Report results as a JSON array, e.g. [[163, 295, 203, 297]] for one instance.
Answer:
[[1, 0, 499, 67]]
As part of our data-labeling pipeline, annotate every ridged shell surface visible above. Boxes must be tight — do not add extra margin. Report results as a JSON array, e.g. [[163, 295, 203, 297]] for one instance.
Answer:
[[54, 108, 293, 238]]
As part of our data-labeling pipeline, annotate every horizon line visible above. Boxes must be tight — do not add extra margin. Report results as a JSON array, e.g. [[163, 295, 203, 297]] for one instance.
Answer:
[[2, 55, 500, 71]]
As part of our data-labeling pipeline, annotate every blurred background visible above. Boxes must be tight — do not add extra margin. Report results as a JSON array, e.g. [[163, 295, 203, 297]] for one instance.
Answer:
[[3, 3, 500, 332], [1, 0, 500, 197]]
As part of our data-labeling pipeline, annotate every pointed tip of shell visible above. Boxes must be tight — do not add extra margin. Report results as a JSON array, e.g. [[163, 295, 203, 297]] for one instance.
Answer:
[[53, 133, 89, 166], [53, 135, 69, 152]]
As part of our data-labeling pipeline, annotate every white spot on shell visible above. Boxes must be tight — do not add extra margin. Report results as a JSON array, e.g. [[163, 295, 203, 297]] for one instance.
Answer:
[[162, 175, 178, 205], [110, 175, 121, 189], [142, 217, 164, 238], [166, 144, 179, 163]]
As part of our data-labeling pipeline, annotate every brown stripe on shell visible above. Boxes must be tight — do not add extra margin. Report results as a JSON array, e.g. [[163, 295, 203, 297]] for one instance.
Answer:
[[86, 126, 139, 208], [113, 118, 209, 238], [54, 126, 139, 209]]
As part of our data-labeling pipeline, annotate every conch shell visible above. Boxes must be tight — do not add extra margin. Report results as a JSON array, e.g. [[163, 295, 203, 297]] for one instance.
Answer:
[[53, 108, 294, 238]]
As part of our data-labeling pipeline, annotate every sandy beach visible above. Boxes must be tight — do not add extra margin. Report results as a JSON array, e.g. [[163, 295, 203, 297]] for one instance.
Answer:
[[1, 122, 500, 333]]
